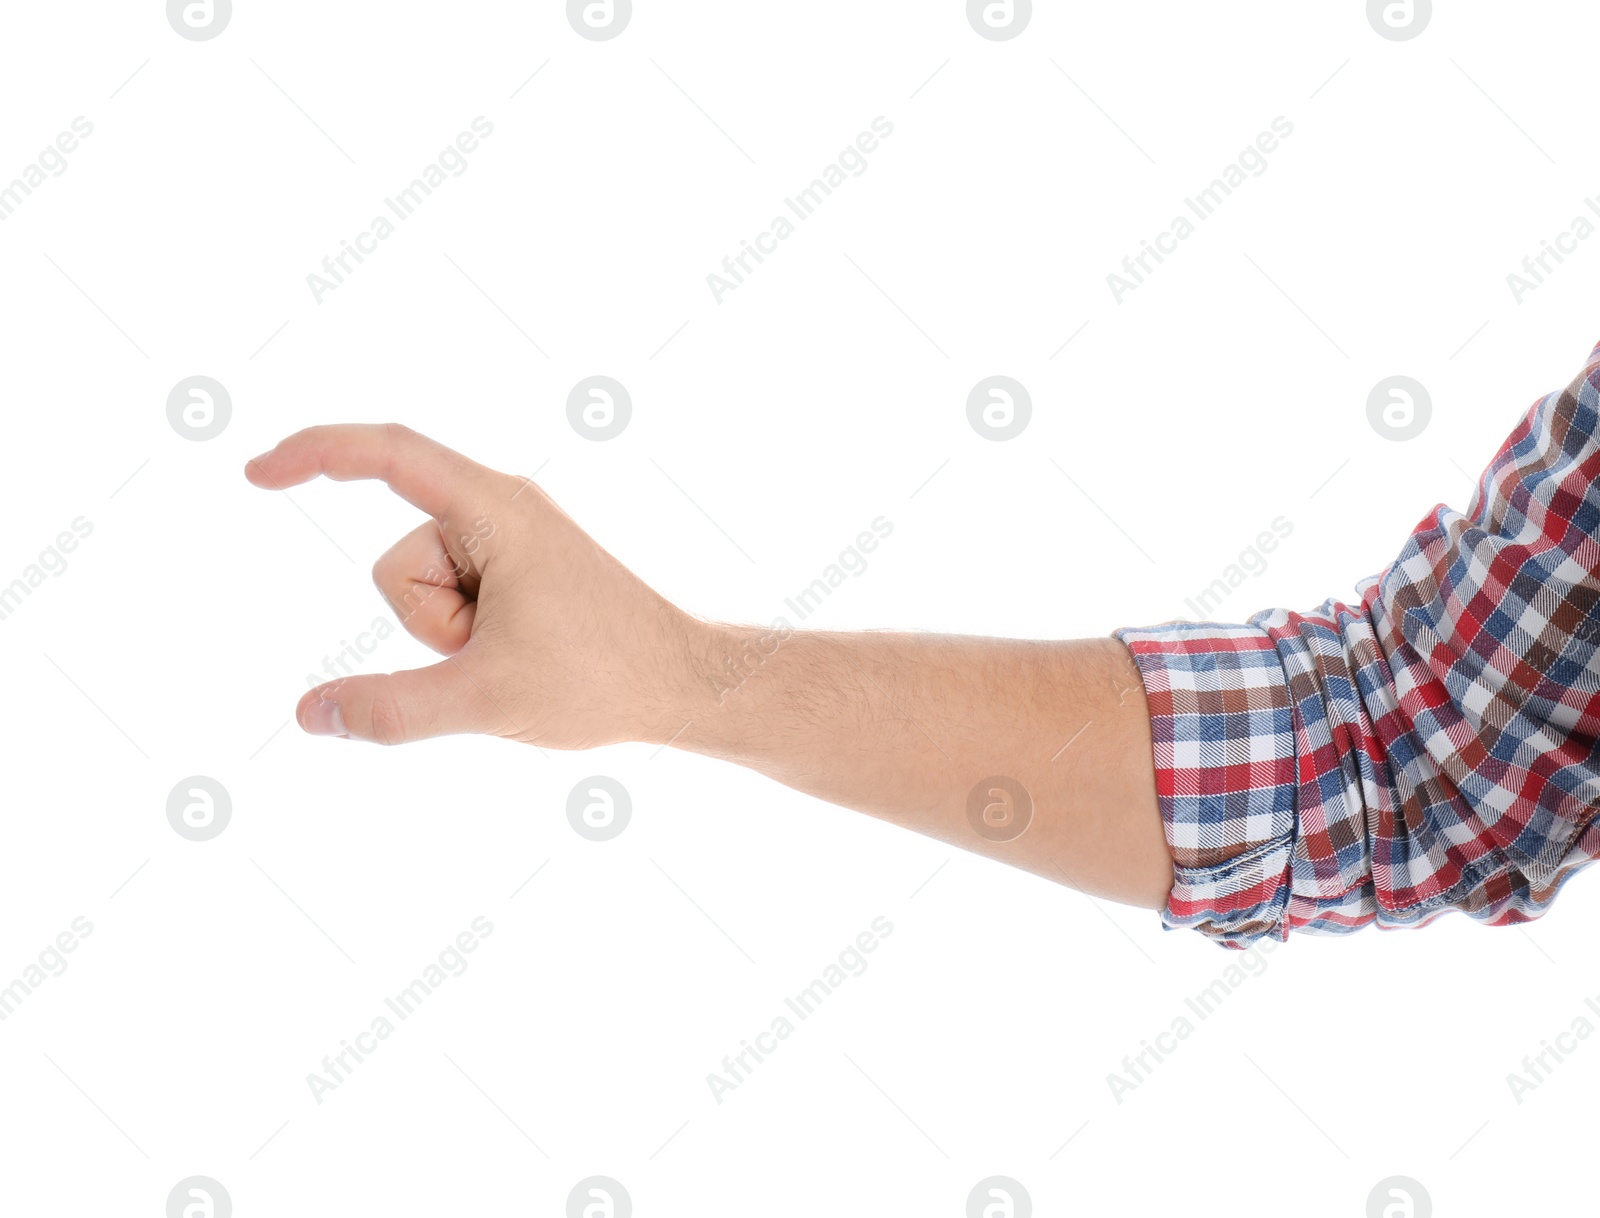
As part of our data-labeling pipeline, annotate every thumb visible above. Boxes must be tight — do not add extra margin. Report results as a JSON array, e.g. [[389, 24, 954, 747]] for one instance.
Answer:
[[298, 660, 487, 745]]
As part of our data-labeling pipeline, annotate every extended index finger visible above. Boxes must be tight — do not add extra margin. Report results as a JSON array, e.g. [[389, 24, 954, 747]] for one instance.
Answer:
[[244, 423, 503, 519]]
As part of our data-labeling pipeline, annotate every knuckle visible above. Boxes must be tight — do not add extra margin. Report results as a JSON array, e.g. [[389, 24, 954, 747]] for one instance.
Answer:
[[366, 686, 410, 747], [369, 561, 401, 612]]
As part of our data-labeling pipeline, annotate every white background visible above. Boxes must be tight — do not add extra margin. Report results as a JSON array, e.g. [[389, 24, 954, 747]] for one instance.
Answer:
[[1, 1, 1597, 1214]]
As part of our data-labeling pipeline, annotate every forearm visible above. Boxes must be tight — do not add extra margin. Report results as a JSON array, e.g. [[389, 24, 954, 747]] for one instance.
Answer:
[[667, 624, 1173, 909], [248, 426, 1176, 913]]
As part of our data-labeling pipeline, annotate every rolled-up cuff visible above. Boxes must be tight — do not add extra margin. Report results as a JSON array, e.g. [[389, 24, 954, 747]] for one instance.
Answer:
[[1114, 621, 1298, 949]]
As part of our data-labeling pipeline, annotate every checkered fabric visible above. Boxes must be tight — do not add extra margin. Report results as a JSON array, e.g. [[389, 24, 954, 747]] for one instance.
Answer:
[[1117, 339, 1600, 948]]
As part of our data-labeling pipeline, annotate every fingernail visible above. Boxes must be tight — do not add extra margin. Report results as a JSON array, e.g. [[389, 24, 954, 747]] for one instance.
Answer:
[[303, 698, 346, 737]]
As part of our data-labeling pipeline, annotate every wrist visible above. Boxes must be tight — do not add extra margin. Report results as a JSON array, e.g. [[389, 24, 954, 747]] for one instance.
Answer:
[[640, 615, 792, 752], [633, 612, 738, 748]]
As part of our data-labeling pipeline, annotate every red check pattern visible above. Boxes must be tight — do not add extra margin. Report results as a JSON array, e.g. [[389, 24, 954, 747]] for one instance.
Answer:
[[1117, 340, 1600, 948]]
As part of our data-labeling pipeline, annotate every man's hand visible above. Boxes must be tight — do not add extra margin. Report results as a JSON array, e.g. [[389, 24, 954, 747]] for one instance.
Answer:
[[246, 423, 1173, 910], [246, 423, 703, 749]]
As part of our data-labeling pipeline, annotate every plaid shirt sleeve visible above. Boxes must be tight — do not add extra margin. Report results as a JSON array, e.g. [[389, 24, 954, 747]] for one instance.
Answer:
[[1116, 339, 1600, 948]]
